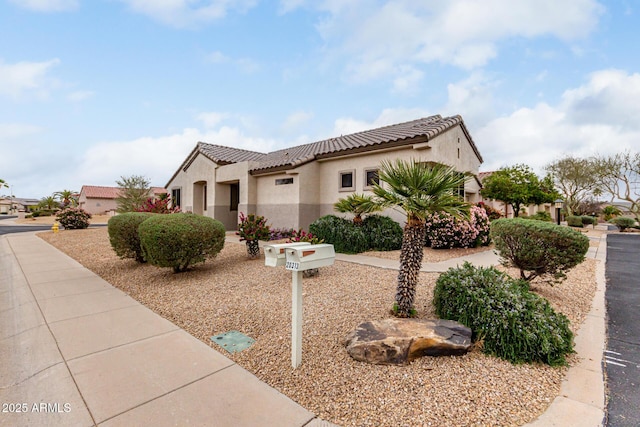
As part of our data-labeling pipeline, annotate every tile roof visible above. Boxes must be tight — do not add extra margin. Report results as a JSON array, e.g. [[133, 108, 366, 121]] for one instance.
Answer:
[[81, 185, 166, 199], [174, 114, 482, 181]]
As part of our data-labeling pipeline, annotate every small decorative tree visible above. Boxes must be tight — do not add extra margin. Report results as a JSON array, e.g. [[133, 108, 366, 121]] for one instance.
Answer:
[[334, 193, 382, 224], [237, 212, 270, 259], [136, 193, 180, 214]]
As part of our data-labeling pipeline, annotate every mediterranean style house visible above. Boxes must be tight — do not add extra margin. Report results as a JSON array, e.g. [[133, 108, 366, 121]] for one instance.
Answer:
[[165, 115, 484, 230]]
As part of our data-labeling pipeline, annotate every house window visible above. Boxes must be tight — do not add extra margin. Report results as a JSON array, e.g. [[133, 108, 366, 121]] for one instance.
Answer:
[[364, 168, 379, 190], [171, 188, 181, 209], [455, 172, 465, 199], [276, 178, 294, 185], [230, 183, 239, 211], [339, 170, 355, 191]]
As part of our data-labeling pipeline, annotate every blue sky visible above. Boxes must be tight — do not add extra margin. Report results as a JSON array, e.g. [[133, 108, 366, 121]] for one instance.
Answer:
[[1, 0, 639, 198]]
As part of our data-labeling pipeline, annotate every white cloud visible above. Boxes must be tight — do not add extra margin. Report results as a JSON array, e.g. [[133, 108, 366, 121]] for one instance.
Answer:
[[307, 0, 603, 85], [0, 58, 60, 99], [67, 90, 94, 102], [196, 111, 229, 128], [281, 110, 314, 133], [444, 72, 498, 129], [119, 0, 258, 28], [75, 126, 281, 188], [333, 107, 431, 135], [476, 69, 640, 174], [9, 0, 78, 12], [206, 51, 260, 73]]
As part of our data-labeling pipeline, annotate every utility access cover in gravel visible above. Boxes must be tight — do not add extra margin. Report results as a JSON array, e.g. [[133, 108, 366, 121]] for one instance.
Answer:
[[211, 331, 255, 353]]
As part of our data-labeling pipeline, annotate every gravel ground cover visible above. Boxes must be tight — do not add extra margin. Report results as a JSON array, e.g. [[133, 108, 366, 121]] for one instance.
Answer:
[[39, 228, 598, 427]]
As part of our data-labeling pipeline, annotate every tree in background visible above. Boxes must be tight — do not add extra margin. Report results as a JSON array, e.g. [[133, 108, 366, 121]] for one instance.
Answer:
[[591, 151, 640, 223], [0, 179, 8, 190], [115, 175, 151, 213], [373, 159, 469, 317], [54, 189, 78, 208], [545, 155, 600, 216], [481, 164, 559, 217], [38, 196, 59, 210]]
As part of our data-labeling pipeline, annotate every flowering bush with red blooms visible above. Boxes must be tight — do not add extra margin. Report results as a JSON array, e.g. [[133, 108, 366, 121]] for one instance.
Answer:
[[236, 212, 271, 241], [287, 229, 324, 244], [135, 195, 180, 214], [425, 205, 491, 249]]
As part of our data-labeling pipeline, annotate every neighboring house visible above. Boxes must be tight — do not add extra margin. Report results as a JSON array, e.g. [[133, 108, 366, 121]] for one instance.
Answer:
[[78, 185, 167, 215], [477, 171, 557, 220], [0, 197, 39, 213], [166, 115, 485, 231]]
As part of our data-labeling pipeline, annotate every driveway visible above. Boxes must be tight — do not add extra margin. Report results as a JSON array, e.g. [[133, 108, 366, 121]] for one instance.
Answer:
[[605, 233, 640, 426]]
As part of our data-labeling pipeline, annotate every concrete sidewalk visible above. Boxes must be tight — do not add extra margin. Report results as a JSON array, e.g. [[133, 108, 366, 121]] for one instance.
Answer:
[[1, 230, 607, 426], [0, 232, 329, 427]]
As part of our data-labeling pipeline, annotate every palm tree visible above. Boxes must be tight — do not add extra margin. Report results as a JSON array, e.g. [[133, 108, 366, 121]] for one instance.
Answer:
[[54, 189, 78, 207], [333, 193, 382, 224], [372, 159, 470, 317], [0, 179, 7, 190], [38, 196, 59, 211]]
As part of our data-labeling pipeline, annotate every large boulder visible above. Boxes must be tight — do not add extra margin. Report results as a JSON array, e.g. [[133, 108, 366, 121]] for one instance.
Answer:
[[344, 318, 472, 365]]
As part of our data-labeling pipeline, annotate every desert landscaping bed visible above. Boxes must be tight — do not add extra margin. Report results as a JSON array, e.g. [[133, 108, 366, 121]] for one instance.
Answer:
[[39, 228, 597, 427]]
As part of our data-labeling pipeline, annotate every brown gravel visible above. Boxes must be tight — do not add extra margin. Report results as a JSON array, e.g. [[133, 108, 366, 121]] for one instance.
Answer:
[[38, 228, 599, 427], [363, 245, 492, 263]]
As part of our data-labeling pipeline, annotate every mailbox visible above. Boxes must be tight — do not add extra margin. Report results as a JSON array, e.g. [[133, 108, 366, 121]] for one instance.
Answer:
[[263, 242, 312, 267], [284, 244, 335, 271]]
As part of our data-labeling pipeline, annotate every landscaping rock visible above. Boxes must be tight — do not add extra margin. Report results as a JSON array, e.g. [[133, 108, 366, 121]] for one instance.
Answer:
[[344, 318, 472, 365]]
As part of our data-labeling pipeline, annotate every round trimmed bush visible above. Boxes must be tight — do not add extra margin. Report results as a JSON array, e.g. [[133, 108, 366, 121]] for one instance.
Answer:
[[138, 213, 226, 272], [108, 212, 154, 262], [611, 216, 636, 231], [490, 218, 589, 284], [434, 262, 574, 366], [56, 207, 91, 229], [566, 215, 583, 227]]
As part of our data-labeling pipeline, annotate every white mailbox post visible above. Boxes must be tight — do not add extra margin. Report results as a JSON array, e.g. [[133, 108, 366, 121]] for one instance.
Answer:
[[263, 242, 311, 267], [284, 244, 335, 368]]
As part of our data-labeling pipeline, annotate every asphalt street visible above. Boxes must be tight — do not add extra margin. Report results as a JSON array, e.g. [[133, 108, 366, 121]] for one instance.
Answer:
[[605, 233, 640, 427]]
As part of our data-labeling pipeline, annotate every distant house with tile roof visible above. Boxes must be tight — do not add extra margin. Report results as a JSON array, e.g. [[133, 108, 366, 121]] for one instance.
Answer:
[[78, 185, 166, 215], [166, 115, 485, 230]]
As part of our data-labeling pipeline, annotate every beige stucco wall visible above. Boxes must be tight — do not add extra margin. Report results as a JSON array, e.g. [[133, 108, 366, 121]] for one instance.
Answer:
[[78, 197, 118, 215]]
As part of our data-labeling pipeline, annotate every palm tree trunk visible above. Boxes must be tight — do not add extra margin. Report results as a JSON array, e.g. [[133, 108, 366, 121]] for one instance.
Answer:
[[395, 217, 425, 317]]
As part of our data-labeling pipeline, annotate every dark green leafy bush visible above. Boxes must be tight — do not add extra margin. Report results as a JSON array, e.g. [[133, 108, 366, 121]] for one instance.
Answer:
[[138, 213, 226, 272], [490, 218, 589, 284], [309, 214, 402, 253], [107, 212, 154, 262], [611, 216, 636, 231], [522, 211, 552, 222], [32, 209, 56, 218], [434, 262, 574, 366], [56, 207, 91, 229], [362, 214, 403, 251], [581, 215, 595, 226], [566, 215, 583, 227]]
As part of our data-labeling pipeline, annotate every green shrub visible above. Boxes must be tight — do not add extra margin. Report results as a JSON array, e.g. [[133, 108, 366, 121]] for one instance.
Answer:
[[566, 215, 583, 227], [32, 209, 55, 218], [138, 213, 226, 272], [611, 216, 636, 231], [521, 211, 552, 222], [56, 207, 91, 229], [107, 212, 154, 262], [434, 262, 574, 366], [581, 215, 595, 226], [309, 214, 403, 253], [490, 218, 589, 284], [362, 214, 403, 251]]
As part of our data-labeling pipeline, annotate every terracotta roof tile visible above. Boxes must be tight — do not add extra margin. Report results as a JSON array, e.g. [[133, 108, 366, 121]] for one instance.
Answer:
[[186, 114, 482, 178]]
